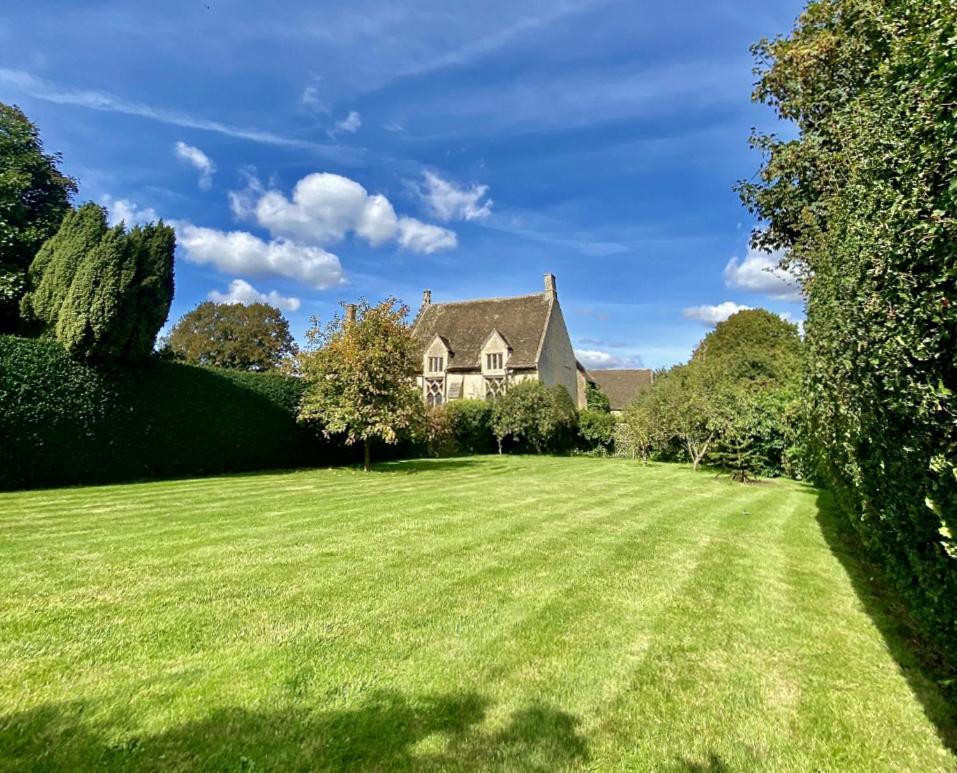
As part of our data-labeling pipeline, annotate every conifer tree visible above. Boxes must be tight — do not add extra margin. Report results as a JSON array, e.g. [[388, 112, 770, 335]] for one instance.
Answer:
[[19, 203, 108, 329]]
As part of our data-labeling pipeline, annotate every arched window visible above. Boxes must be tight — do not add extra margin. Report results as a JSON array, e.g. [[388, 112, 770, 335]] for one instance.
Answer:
[[426, 378, 445, 406]]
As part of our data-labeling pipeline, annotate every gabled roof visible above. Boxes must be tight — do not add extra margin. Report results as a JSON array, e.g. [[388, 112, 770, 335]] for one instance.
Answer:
[[412, 293, 551, 370], [588, 369, 655, 411]]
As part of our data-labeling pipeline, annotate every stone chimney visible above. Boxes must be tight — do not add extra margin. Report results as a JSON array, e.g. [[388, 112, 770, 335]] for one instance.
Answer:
[[422, 289, 432, 306], [345, 303, 357, 324], [544, 273, 557, 300]]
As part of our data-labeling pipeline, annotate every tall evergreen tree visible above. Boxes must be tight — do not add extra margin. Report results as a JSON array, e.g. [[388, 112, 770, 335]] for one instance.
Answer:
[[22, 202, 175, 361], [0, 103, 77, 330], [19, 203, 108, 330]]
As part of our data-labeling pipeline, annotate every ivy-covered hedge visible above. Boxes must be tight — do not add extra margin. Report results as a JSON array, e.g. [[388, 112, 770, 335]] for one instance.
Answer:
[[0, 335, 341, 490]]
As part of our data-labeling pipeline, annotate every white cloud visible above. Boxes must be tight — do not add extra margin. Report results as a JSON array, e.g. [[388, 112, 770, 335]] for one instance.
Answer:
[[723, 248, 801, 301], [102, 196, 159, 227], [334, 110, 362, 133], [575, 349, 644, 370], [174, 141, 215, 190], [421, 171, 492, 222], [231, 172, 456, 254], [682, 301, 753, 326], [175, 222, 344, 289], [208, 278, 301, 312]]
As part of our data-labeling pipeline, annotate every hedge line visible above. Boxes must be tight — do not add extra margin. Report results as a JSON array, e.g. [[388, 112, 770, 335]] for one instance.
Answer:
[[0, 335, 344, 490]]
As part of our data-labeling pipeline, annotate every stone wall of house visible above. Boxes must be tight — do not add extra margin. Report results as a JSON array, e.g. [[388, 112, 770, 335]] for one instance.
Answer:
[[536, 299, 584, 407]]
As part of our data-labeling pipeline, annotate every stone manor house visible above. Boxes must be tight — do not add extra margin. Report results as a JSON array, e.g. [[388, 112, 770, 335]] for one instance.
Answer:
[[411, 274, 652, 409]]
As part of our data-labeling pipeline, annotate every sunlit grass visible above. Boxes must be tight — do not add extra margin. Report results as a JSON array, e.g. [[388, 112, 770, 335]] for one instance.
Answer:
[[0, 456, 953, 770]]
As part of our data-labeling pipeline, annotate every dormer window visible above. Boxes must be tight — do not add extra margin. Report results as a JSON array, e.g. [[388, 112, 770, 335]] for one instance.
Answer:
[[486, 353, 503, 370], [428, 356, 444, 373]]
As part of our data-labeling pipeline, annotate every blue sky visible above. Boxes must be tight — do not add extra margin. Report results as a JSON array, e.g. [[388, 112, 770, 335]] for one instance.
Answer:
[[1, 0, 806, 369]]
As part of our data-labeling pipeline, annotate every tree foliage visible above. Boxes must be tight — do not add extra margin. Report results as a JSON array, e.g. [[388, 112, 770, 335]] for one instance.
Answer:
[[585, 382, 611, 413], [298, 299, 421, 471], [0, 103, 77, 329], [739, 0, 957, 649], [20, 202, 175, 360], [166, 301, 297, 372], [490, 381, 578, 454], [625, 310, 803, 476]]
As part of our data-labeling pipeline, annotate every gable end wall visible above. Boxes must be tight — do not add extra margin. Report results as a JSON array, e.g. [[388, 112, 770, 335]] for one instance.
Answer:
[[536, 300, 583, 407]]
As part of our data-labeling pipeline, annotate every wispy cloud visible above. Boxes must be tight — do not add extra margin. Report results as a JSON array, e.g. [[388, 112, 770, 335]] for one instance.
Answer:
[[378, 1, 607, 87], [420, 171, 492, 222], [174, 141, 215, 190], [333, 110, 362, 134], [0, 68, 354, 160]]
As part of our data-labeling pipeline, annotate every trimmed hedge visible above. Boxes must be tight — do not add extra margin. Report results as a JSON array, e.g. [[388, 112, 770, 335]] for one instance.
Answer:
[[0, 335, 342, 490]]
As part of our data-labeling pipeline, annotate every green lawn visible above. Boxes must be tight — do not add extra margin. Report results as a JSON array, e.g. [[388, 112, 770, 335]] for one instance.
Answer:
[[0, 456, 954, 771]]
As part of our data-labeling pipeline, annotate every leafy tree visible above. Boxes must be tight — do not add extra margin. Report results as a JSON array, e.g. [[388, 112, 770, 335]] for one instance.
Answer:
[[691, 308, 801, 384], [616, 399, 658, 463], [692, 309, 803, 477], [585, 383, 611, 413], [651, 364, 718, 472], [0, 103, 77, 330], [739, 0, 957, 648], [166, 301, 297, 372], [490, 381, 578, 454], [22, 204, 175, 361], [298, 299, 421, 471]]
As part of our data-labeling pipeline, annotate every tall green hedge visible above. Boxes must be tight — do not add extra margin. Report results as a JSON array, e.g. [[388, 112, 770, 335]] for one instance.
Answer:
[[0, 335, 342, 490], [741, 1, 957, 651]]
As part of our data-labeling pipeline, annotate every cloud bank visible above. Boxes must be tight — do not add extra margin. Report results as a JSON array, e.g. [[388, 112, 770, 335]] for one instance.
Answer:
[[231, 172, 457, 254]]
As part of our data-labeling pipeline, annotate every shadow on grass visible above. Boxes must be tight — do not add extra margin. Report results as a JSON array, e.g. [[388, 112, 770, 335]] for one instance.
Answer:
[[371, 457, 496, 474], [672, 753, 729, 772], [0, 690, 588, 771], [814, 488, 957, 753]]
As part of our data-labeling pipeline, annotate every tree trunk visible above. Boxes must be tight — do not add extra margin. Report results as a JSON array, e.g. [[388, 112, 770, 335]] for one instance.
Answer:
[[363, 438, 371, 472]]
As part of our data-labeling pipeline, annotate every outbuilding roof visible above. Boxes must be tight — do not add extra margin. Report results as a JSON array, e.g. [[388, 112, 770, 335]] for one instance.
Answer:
[[588, 369, 655, 411]]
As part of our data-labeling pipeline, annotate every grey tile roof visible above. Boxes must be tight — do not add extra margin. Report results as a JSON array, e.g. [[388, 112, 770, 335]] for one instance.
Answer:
[[412, 293, 551, 370], [588, 369, 654, 411]]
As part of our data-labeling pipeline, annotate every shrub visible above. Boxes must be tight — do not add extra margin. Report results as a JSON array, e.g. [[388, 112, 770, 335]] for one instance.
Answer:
[[0, 335, 337, 490], [491, 381, 578, 454], [578, 409, 615, 453], [443, 400, 495, 455]]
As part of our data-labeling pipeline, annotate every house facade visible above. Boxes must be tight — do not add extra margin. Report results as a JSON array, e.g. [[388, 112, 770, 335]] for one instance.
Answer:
[[411, 274, 589, 408]]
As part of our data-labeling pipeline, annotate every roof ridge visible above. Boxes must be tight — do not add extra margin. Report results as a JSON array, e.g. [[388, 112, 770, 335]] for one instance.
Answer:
[[429, 292, 545, 306]]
